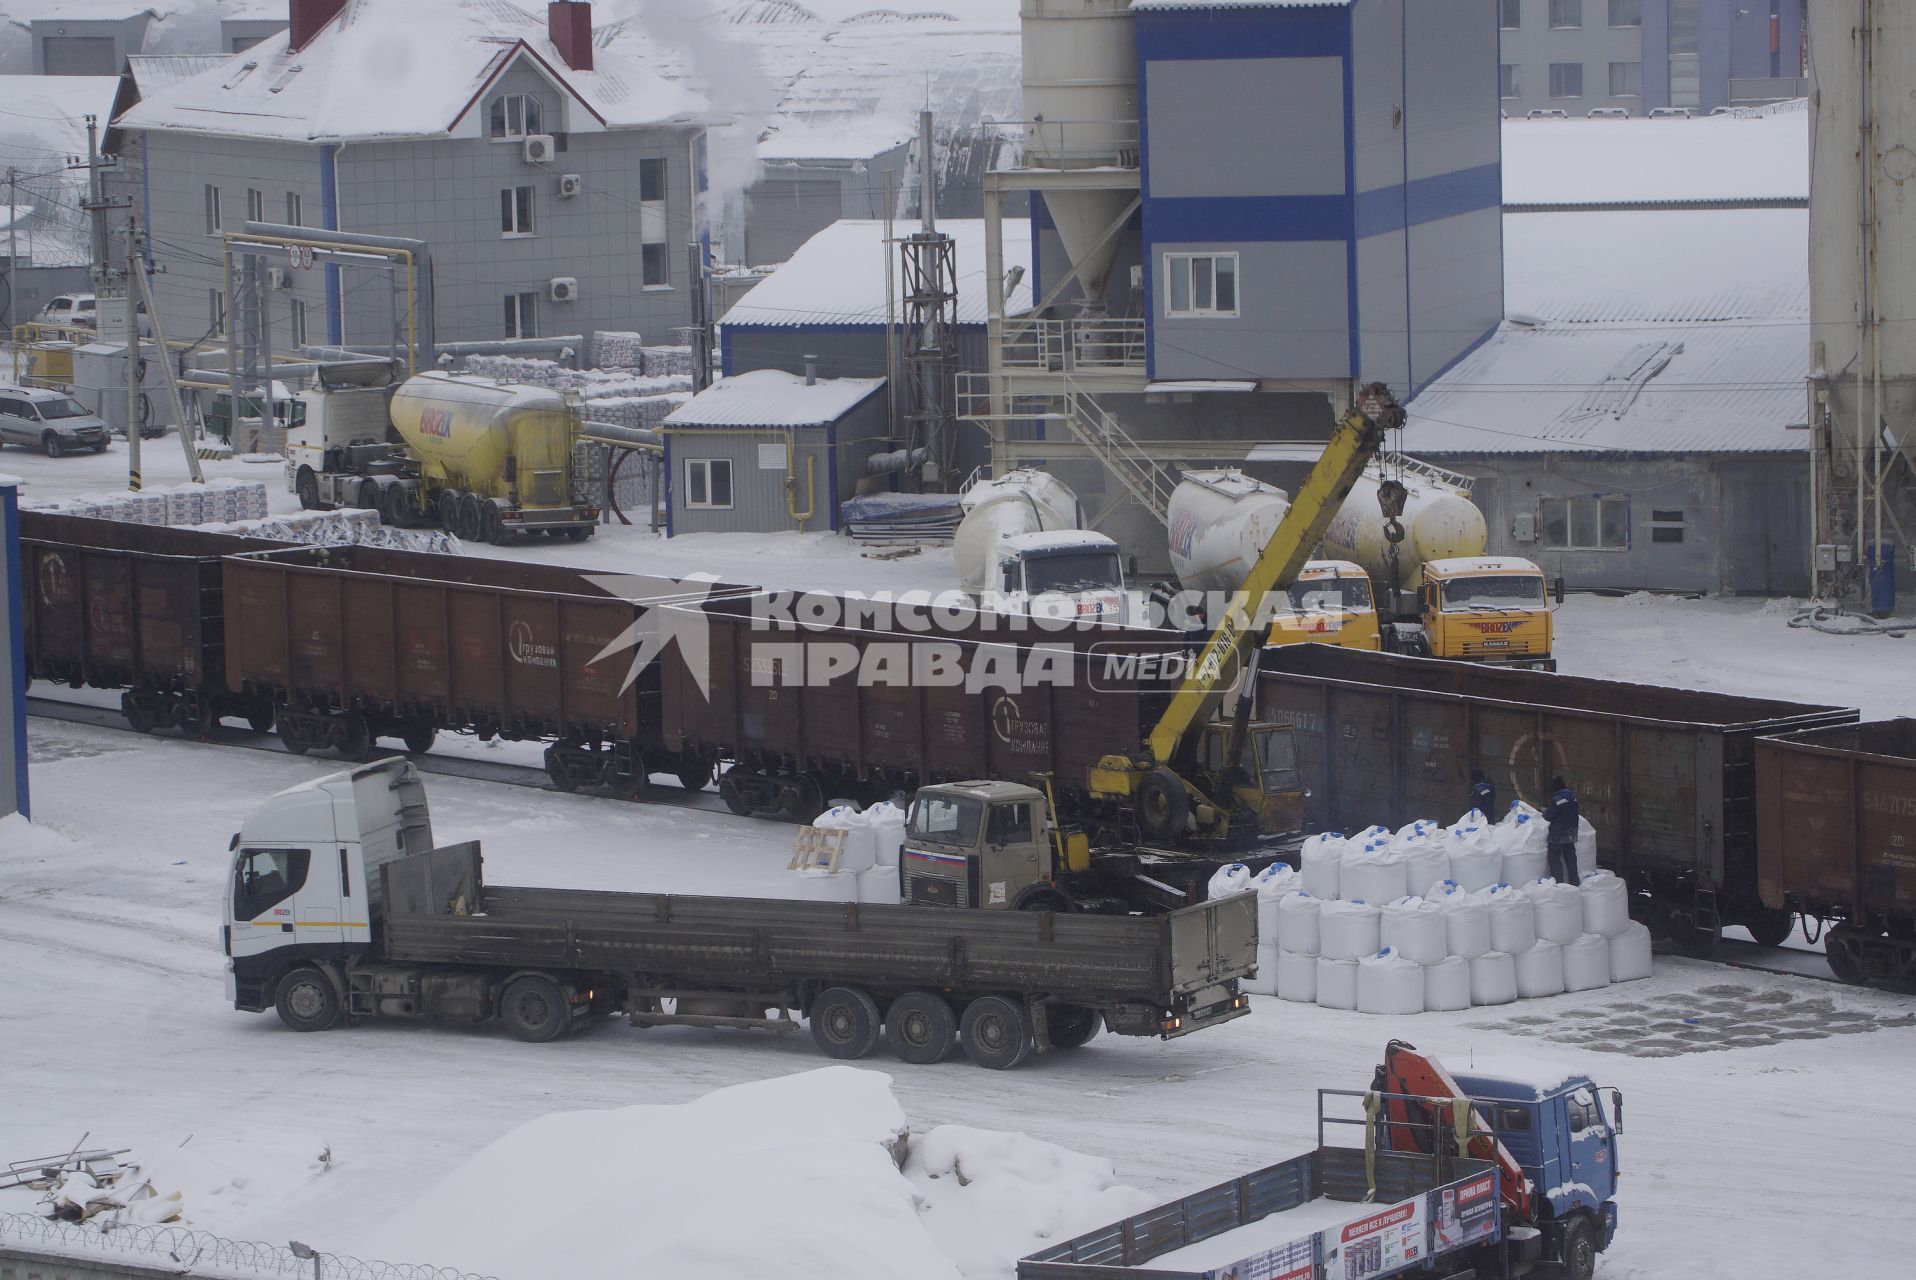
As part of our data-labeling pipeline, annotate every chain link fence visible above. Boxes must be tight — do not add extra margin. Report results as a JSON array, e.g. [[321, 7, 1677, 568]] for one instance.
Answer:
[[0, 1213, 498, 1280]]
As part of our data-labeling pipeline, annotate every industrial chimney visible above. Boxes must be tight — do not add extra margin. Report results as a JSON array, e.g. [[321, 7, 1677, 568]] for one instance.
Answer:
[[548, 1, 594, 72], [288, 0, 348, 53]]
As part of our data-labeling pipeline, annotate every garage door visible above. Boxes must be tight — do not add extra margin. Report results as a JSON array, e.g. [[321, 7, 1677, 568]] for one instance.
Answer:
[[42, 36, 117, 76]]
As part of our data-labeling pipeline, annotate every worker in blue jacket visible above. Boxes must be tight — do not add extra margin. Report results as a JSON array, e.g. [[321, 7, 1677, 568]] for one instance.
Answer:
[[1467, 769, 1496, 819], [1544, 775, 1581, 886]]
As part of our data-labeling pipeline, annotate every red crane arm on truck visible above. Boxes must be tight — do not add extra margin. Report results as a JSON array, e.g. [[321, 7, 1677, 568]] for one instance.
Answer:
[[1372, 1039, 1535, 1224]]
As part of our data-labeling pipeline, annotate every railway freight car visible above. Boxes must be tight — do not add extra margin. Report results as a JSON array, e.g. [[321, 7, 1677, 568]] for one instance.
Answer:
[[221, 544, 743, 790], [17, 513, 279, 735], [1757, 720, 1916, 987], [1257, 646, 1857, 955]]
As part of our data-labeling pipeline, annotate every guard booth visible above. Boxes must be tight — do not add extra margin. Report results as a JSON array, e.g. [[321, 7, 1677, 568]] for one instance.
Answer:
[[0, 475, 27, 819]]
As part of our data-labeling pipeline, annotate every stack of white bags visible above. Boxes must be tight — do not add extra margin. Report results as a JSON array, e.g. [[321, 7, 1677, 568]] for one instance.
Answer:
[[788, 801, 910, 904], [1223, 801, 1653, 1012]]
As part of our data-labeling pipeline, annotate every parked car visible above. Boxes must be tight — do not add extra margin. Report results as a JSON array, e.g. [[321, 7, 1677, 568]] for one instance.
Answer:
[[32, 293, 97, 330], [1526, 108, 1569, 120], [1649, 106, 1693, 119], [0, 383, 110, 455], [1587, 107, 1630, 119]]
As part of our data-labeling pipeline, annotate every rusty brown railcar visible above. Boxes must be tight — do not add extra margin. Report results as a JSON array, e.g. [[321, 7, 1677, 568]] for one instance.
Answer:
[[17, 512, 279, 734], [1756, 720, 1916, 986], [1256, 645, 1856, 953]]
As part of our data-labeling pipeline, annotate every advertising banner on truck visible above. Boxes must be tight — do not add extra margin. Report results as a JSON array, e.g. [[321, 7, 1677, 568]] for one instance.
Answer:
[[1329, 1195, 1426, 1280], [1201, 1235, 1312, 1280], [1430, 1170, 1498, 1252]]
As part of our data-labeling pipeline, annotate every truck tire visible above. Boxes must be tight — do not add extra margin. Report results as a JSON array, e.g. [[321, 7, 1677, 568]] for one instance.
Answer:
[[1135, 769, 1190, 844], [1046, 1004, 1102, 1050], [1547, 1215, 1597, 1280], [499, 974, 572, 1042], [480, 502, 507, 545], [357, 479, 382, 512], [275, 968, 341, 1032], [436, 491, 460, 533], [810, 986, 882, 1060], [885, 991, 957, 1065], [381, 483, 411, 527], [1742, 908, 1796, 949], [296, 467, 323, 511], [457, 493, 485, 543], [959, 996, 1032, 1070]]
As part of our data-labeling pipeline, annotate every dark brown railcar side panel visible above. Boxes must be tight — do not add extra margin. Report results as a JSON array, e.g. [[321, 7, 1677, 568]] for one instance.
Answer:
[[557, 598, 641, 735], [340, 576, 400, 704], [394, 584, 452, 709], [225, 559, 292, 689], [1757, 722, 1916, 920]]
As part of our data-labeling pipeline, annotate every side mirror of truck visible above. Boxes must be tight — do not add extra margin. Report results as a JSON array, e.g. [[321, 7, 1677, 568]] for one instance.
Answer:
[[1553, 575, 1567, 605], [1610, 1088, 1623, 1133]]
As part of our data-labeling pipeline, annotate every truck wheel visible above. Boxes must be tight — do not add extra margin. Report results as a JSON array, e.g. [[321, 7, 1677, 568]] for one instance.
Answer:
[[885, 991, 957, 1065], [565, 526, 593, 541], [810, 986, 882, 1060], [1135, 769, 1190, 844], [1046, 1004, 1103, 1050], [437, 491, 460, 533], [275, 968, 341, 1032], [1742, 909, 1796, 949], [402, 724, 437, 754], [480, 502, 507, 545], [457, 493, 485, 542], [500, 975, 572, 1042], [296, 467, 322, 511], [357, 479, 382, 512], [1551, 1215, 1597, 1280], [381, 483, 411, 526], [959, 995, 1032, 1070]]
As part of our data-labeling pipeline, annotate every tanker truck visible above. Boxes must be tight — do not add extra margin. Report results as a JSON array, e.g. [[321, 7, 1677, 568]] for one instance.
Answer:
[[952, 469, 1126, 616], [285, 370, 599, 545]]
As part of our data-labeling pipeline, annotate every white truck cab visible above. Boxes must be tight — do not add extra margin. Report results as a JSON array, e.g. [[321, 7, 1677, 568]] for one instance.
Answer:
[[992, 530, 1127, 618]]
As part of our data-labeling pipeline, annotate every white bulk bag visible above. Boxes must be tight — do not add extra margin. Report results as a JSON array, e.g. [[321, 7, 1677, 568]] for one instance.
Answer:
[[1484, 886, 1538, 955], [1580, 871, 1631, 938], [787, 867, 858, 903], [1394, 819, 1437, 842], [1341, 845, 1410, 905], [1514, 939, 1566, 998], [1425, 878, 1466, 904], [1576, 815, 1599, 879], [1608, 921, 1655, 982], [1254, 861, 1301, 892], [1527, 880, 1585, 945], [1450, 838, 1504, 893], [1277, 949, 1319, 1002], [1561, 933, 1611, 993], [1452, 808, 1489, 832], [1381, 896, 1448, 966], [1402, 839, 1453, 901], [1315, 956, 1359, 1010], [1424, 956, 1472, 1012], [1241, 943, 1282, 997], [864, 800, 908, 865], [1300, 833, 1344, 900], [1254, 866, 1299, 943], [1501, 812, 1549, 886], [1441, 896, 1492, 961], [1469, 951, 1519, 1006], [855, 863, 901, 904], [1358, 948, 1427, 1015], [1319, 898, 1383, 961], [1276, 890, 1322, 956], [811, 804, 879, 872], [1208, 862, 1254, 899]]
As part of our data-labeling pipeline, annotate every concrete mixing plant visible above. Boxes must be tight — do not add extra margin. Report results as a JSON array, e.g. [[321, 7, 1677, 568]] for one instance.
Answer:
[[1809, 0, 1916, 612]]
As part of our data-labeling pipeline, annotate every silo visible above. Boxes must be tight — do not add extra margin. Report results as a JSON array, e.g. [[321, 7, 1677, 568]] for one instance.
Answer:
[[1021, 0, 1138, 311]]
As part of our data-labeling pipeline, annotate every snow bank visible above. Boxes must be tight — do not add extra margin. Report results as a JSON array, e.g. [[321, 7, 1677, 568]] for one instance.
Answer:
[[0, 812, 81, 857]]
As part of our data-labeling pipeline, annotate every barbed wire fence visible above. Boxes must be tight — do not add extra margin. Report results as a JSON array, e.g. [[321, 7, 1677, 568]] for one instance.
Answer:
[[0, 1212, 500, 1280]]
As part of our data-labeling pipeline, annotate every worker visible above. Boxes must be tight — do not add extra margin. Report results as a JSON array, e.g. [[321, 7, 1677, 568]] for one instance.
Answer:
[[1544, 774, 1581, 886], [1467, 769, 1496, 819]]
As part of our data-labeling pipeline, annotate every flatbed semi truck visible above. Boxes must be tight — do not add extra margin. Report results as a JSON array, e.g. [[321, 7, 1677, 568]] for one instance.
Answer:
[[223, 760, 1257, 1069]]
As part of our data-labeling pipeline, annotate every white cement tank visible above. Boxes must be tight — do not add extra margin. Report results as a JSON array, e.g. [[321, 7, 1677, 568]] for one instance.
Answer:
[[1322, 468, 1487, 591], [1167, 470, 1291, 595], [1021, 0, 1137, 305], [953, 470, 1085, 594]]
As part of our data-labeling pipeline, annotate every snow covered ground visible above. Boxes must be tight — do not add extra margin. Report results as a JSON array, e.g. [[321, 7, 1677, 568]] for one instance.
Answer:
[[2, 720, 1914, 1278]]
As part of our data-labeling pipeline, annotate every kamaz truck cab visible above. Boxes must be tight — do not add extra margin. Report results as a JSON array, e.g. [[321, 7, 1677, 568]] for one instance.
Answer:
[[1265, 559, 1382, 650], [1417, 556, 1560, 670]]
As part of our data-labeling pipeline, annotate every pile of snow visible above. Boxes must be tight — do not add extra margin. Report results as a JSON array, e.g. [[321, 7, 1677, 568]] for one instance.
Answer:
[[352, 1066, 1149, 1280], [0, 812, 81, 858], [1228, 807, 1650, 1014]]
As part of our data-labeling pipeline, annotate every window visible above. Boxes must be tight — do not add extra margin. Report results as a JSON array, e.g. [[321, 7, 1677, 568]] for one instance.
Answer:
[[1550, 0, 1582, 28], [488, 92, 543, 139], [290, 299, 308, 348], [204, 183, 222, 235], [1609, 61, 1642, 97], [987, 803, 1033, 846], [908, 794, 983, 844], [501, 185, 536, 236], [1440, 575, 1547, 610], [1540, 496, 1629, 551], [246, 187, 264, 223], [1549, 62, 1584, 98], [1499, 0, 1521, 28], [1650, 509, 1685, 544], [286, 191, 303, 226], [232, 847, 311, 922], [1608, 0, 1641, 26], [209, 288, 227, 334], [683, 457, 734, 510], [1500, 64, 1522, 99], [639, 158, 669, 288], [503, 291, 537, 339], [1568, 1088, 1603, 1134], [1164, 252, 1239, 318]]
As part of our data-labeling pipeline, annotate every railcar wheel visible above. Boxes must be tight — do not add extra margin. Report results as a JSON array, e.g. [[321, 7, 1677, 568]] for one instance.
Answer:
[[718, 772, 754, 816], [1743, 909, 1796, 949], [544, 746, 579, 792], [959, 996, 1032, 1070], [810, 986, 882, 1060], [277, 717, 310, 755], [402, 724, 437, 754], [333, 713, 373, 762], [121, 693, 155, 734], [246, 702, 275, 735], [676, 754, 714, 792], [885, 992, 957, 1065], [499, 975, 571, 1043], [275, 968, 341, 1032], [1046, 1004, 1102, 1050], [1826, 930, 1868, 985]]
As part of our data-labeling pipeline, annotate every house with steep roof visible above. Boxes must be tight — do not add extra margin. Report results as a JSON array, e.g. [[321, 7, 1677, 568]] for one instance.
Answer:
[[115, 0, 712, 352]]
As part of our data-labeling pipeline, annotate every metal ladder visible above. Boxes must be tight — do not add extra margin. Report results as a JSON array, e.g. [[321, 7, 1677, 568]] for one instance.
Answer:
[[1059, 377, 1178, 526]]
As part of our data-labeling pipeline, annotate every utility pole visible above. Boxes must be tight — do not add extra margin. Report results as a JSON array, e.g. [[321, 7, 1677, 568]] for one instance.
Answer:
[[128, 223, 204, 484], [124, 218, 141, 491], [4, 167, 17, 333]]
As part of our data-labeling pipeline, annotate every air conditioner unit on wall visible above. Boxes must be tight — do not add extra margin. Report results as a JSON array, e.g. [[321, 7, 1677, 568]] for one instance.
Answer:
[[266, 267, 292, 290], [550, 277, 578, 303], [524, 134, 557, 164], [558, 173, 582, 198]]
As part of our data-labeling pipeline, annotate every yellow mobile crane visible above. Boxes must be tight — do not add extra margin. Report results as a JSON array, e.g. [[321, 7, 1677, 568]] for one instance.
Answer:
[[1090, 383, 1407, 843]]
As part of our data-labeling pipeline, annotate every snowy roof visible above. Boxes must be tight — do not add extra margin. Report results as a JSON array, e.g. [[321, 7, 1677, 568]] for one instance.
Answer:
[[116, 0, 711, 143], [126, 53, 229, 98], [719, 218, 1033, 329], [1407, 207, 1808, 456], [20, 3, 155, 18], [1447, 1055, 1583, 1101], [1130, 1, 1352, 10], [664, 368, 886, 428], [1502, 104, 1807, 208]]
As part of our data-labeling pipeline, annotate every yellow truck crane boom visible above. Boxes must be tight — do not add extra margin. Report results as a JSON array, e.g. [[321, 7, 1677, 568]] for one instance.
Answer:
[[1091, 383, 1406, 844]]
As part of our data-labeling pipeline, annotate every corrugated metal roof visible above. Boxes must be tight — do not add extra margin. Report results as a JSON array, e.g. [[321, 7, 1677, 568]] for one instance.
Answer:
[[664, 369, 886, 429], [718, 218, 1033, 329]]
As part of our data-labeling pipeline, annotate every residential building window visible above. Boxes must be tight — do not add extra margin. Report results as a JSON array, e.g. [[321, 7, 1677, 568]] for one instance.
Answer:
[[204, 184, 221, 235], [1164, 252, 1239, 318], [489, 93, 543, 139], [286, 191, 303, 226], [209, 288, 226, 334], [683, 458, 734, 510], [1549, 0, 1582, 28], [1500, 0, 1521, 29], [639, 157, 669, 287], [290, 299, 308, 348], [504, 291, 537, 339], [1609, 61, 1642, 97], [246, 188, 264, 223], [1549, 62, 1584, 98], [1608, 0, 1641, 26], [1540, 497, 1629, 551], [501, 186, 536, 236], [1500, 64, 1522, 99]]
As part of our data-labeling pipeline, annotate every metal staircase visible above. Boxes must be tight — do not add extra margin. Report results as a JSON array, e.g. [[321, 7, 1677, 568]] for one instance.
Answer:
[[1059, 377, 1177, 525]]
